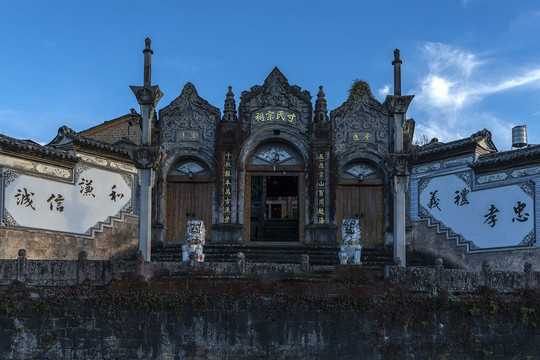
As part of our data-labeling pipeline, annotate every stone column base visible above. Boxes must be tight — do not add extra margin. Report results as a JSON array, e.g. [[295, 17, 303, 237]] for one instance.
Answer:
[[211, 224, 245, 243], [305, 224, 338, 244]]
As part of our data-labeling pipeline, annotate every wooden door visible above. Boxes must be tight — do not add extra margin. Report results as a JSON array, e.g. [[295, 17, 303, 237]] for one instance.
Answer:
[[337, 183, 384, 244], [166, 181, 212, 242]]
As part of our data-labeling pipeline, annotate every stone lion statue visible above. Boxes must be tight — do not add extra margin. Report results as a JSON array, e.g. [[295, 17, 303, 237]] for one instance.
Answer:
[[182, 220, 206, 262], [339, 219, 362, 265]]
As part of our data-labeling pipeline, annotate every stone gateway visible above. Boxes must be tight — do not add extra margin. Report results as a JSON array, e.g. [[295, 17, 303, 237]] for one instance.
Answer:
[[1, 39, 540, 272]]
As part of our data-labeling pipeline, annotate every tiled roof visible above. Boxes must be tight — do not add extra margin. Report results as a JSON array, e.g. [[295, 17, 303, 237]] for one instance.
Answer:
[[417, 129, 496, 161], [471, 144, 540, 169], [0, 133, 78, 161], [49, 126, 130, 157]]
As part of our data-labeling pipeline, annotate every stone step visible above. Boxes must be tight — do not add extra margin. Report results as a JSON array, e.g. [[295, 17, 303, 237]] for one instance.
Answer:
[[152, 243, 394, 269]]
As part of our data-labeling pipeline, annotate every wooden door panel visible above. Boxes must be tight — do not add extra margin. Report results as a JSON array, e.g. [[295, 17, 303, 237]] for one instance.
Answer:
[[166, 182, 212, 242], [337, 185, 383, 244]]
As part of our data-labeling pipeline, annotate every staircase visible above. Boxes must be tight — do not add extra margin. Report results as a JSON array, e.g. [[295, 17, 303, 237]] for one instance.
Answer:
[[152, 243, 394, 270], [260, 219, 298, 242]]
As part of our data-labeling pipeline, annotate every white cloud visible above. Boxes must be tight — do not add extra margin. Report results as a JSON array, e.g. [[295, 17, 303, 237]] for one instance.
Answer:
[[377, 84, 391, 98], [412, 42, 540, 148]]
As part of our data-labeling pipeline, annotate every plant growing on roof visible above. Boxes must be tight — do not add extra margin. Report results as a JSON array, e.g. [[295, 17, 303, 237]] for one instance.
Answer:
[[348, 79, 372, 100]]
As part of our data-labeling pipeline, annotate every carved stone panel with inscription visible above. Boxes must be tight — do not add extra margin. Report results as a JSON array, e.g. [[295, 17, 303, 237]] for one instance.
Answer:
[[238, 67, 312, 141], [159, 82, 220, 155], [330, 87, 391, 156]]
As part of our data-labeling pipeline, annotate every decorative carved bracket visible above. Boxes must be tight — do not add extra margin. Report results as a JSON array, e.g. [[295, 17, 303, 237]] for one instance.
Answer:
[[130, 85, 164, 107], [386, 95, 414, 115], [126, 145, 163, 170], [387, 153, 413, 177]]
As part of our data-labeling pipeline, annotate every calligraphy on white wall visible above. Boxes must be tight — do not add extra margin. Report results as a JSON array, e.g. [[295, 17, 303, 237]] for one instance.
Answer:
[[4, 168, 131, 235], [419, 173, 534, 249]]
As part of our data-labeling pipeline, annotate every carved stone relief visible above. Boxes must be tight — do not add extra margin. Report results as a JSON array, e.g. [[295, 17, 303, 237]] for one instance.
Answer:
[[3, 209, 18, 226], [519, 181, 535, 198], [256, 146, 292, 165], [238, 68, 312, 141], [331, 87, 391, 156], [443, 157, 473, 168], [418, 177, 431, 195], [345, 164, 376, 179], [35, 164, 71, 179], [412, 162, 441, 174], [518, 230, 536, 246], [511, 166, 540, 179], [476, 172, 508, 184], [159, 82, 220, 155], [3, 170, 20, 187], [176, 162, 205, 176], [456, 171, 473, 189]]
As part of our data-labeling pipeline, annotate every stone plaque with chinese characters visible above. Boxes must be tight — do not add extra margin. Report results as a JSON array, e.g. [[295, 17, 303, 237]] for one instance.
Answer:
[[4, 168, 132, 235], [222, 152, 233, 223], [418, 172, 534, 249], [251, 109, 298, 126], [316, 152, 327, 224], [174, 130, 201, 142], [348, 131, 374, 143]]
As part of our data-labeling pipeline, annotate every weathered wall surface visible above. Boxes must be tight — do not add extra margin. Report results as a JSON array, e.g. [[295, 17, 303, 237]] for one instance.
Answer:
[[80, 115, 142, 145], [0, 215, 139, 260], [1, 280, 540, 360], [411, 220, 540, 271]]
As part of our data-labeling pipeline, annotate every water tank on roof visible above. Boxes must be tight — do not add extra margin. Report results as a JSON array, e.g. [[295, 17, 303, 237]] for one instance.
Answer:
[[512, 125, 527, 148]]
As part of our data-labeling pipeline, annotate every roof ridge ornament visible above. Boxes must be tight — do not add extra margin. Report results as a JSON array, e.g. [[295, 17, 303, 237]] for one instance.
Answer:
[[314, 86, 329, 123], [222, 86, 238, 122]]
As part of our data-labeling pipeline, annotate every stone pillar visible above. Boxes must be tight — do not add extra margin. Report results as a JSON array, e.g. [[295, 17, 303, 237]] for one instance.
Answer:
[[525, 263, 534, 288], [17, 249, 27, 283], [306, 86, 336, 243], [386, 49, 414, 267], [129, 38, 163, 261], [77, 251, 89, 285], [301, 254, 310, 273], [236, 252, 245, 274], [392, 174, 407, 266]]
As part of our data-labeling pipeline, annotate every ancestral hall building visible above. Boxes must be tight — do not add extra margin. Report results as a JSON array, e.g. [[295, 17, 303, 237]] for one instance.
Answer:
[[1, 39, 540, 271], [153, 66, 412, 248]]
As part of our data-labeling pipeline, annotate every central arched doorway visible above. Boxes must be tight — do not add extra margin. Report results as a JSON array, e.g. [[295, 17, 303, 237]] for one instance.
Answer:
[[243, 143, 306, 242]]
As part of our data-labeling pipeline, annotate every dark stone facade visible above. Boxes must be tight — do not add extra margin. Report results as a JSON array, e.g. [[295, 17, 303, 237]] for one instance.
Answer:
[[152, 68, 408, 246]]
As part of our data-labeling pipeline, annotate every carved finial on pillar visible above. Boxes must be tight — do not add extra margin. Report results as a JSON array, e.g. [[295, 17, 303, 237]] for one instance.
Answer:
[[392, 48, 402, 96], [314, 86, 329, 123], [143, 38, 153, 87], [222, 86, 238, 122], [144, 38, 153, 52]]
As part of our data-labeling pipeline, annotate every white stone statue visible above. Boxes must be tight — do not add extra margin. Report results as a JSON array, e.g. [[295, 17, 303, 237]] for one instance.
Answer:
[[181, 220, 206, 262], [339, 219, 362, 265]]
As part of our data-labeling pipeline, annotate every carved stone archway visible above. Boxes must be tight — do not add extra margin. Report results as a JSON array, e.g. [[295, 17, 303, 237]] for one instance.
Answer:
[[242, 141, 307, 242]]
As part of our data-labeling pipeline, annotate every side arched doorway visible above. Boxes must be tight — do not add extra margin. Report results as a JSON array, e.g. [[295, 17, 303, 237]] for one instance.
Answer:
[[243, 143, 306, 242], [337, 162, 384, 245], [166, 160, 212, 242]]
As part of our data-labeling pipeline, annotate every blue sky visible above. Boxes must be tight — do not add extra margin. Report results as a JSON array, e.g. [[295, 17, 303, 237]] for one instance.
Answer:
[[2, 0, 540, 150]]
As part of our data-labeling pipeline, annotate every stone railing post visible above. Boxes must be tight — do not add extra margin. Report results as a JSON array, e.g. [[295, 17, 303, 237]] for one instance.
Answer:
[[524, 262, 534, 288], [17, 249, 27, 284], [236, 252, 245, 274], [77, 251, 89, 285], [434, 258, 444, 288], [482, 261, 491, 288], [136, 251, 147, 279], [301, 254, 310, 273]]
